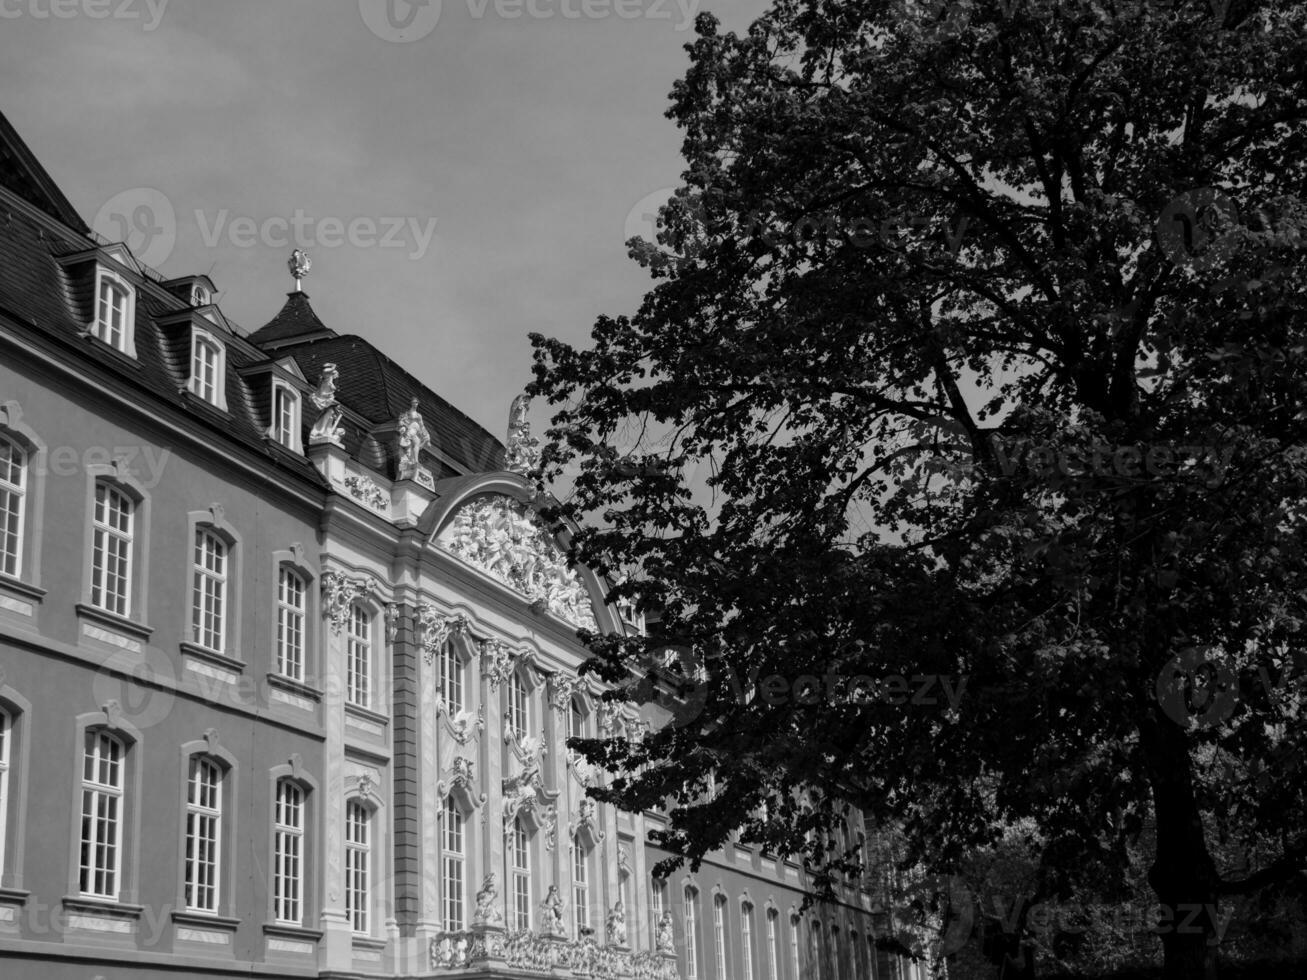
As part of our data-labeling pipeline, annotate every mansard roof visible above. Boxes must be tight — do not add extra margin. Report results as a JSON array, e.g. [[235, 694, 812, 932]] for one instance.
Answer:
[[0, 107, 505, 491]]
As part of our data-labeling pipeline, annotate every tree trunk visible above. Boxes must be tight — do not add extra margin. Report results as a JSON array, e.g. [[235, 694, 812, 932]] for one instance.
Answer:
[[1139, 710, 1221, 980]]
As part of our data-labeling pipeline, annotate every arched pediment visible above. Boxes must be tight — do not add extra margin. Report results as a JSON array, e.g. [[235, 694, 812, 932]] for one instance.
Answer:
[[433, 492, 598, 631]]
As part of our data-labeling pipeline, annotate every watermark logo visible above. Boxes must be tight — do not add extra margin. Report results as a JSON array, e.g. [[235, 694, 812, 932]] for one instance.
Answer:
[[92, 187, 177, 269], [630, 645, 711, 731], [359, 0, 442, 41], [1157, 187, 1240, 272], [90, 643, 178, 731], [195, 209, 439, 260], [1155, 646, 1239, 729], [901, 873, 975, 955], [0, 0, 169, 30]]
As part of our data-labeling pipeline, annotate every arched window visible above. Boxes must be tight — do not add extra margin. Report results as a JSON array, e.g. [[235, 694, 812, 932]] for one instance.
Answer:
[[79, 730, 125, 898], [789, 915, 800, 980], [0, 707, 11, 876], [506, 670, 529, 741], [766, 909, 780, 980], [184, 756, 223, 912], [741, 902, 756, 980], [91, 482, 134, 616], [276, 567, 306, 681], [347, 604, 372, 708], [441, 795, 466, 931], [345, 800, 371, 934], [509, 814, 531, 931], [684, 886, 700, 979], [95, 273, 131, 351], [713, 894, 729, 979], [0, 435, 25, 578], [273, 779, 305, 924], [439, 639, 463, 713], [192, 528, 228, 652]]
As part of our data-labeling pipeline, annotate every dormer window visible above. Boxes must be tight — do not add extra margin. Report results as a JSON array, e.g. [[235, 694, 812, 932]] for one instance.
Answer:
[[92, 268, 136, 356], [190, 283, 211, 307], [270, 382, 302, 452], [189, 331, 227, 410]]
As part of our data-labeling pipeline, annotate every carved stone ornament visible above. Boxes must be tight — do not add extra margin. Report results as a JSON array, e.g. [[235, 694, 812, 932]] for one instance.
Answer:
[[480, 638, 522, 690], [437, 495, 597, 631], [416, 603, 472, 665], [384, 602, 400, 643], [505, 393, 541, 476], [540, 885, 567, 937], [343, 474, 387, 512], [396, 397, 431, 481], [548, 673, 581, 711], [656, 910, 675, 954], [473, 873, 504, 926], [442, 706, 484, 746], [430, 927, 678, 980], [322, 571, 371, 635], [606, 899, 628, 947]]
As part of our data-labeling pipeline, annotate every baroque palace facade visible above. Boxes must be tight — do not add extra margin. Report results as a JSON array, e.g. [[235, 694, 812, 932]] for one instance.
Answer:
[[0, 111, 909, 980]]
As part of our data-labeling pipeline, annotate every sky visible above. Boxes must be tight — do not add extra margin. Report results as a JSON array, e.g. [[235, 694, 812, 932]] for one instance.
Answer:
[[0, 0, 771, 440]]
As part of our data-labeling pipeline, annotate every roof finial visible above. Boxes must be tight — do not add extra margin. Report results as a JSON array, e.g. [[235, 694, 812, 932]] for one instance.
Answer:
[[288, 249, 312, 292]]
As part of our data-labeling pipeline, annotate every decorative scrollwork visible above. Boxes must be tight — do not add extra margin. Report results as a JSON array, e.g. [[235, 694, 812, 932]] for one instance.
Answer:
[[417, 603, 472, 665], [322, 571, 372, 635], [343, 474, 387, 512]]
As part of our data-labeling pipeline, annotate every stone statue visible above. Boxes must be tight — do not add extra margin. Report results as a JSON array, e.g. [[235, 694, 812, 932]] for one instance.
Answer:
[[656, 910, 675, 953], [606, 899, 627, 947], [308, 363, 345, 447], [505, 393, 541, 475], [541, 885, 566, 936], [473, 873, 503, 926], [396, 397, 431, 480]]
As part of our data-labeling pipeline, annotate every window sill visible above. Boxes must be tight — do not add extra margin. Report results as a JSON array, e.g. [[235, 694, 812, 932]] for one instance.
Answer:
[[180, 642, 245, 675], [62, 895, 145, 920], [345, 701, 389, 727], [0, 887, 30, 906], [263, 922, 324, 941], [76, 603, 154, 642], [0, 575, 45, 604], [172, 909, 241, 930], [352, 935, 387, 951], [79, 330, 141, 369], [266, 672, 323, 703]]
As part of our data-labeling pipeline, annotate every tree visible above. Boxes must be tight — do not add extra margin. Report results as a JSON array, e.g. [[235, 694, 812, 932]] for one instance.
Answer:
[[527, 3, 1307, 977]]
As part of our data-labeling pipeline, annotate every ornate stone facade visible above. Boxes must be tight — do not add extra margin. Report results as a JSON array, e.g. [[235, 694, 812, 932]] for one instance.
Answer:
[[438, 495, 598, 630]]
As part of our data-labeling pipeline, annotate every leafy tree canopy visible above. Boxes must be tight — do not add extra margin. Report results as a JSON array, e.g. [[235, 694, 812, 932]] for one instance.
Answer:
[[529, 2, 1307, 976]]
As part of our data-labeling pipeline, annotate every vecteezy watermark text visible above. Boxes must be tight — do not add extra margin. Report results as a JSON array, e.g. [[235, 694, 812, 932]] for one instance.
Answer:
[[0, 0, 168, 29], [991, 438, 1233, 488], [196, 209, 438, 261], [751, 671, 968, 709]]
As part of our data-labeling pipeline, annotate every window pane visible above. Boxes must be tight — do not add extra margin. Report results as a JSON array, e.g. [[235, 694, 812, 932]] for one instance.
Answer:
[[91, 483, 134, 616], [0, 437, 25, 577], [277, 568, 305, 680]]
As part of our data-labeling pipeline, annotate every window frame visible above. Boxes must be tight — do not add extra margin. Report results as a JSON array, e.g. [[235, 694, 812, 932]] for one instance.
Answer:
[[188, 329, 228, 411], [77, 729, 126, 900], [508, 813, 532, 932], [346, 603, 372, 709], [277, 565, 307, 682], [713, 893, 729, 980], [441, 794, 467, 933], [506, 668, 530, 743], [183, 508, 242, 662], [269, 381, 302, 452], [572, 834, 591, 937], [192, 527, 229, 653], [183, 756, 224, 913], [0, 403, 47, 592], [344, 799, 371, 935], [0, 707, 10, 880], [92, 266, 137, 357], [439, 637, 467, 716], [741, 901, 756, 980], [90, 481, 135, 618], [0, 434, 26, 580], [272, 778, 306, 925], [684, 885, 700, 980]]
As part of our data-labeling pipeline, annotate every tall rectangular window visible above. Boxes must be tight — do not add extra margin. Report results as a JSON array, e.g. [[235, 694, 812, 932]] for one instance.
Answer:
[[276, 568, 306, 680], [79, 731, 124, 898], [273, 780, 304, 924], [573, 839, 590, 936], [184, 757, 222, 912], [509, 816, 531, 931], [96, 277, 129, 350], [0, 437, 25, 578], [192, 530, 227, 652], [347, 605, 371, 708], [742, 903, 756, 980], [789, 916, 800, 980], [91, 483, 133, 616], [714, 895, 728, 980], [192, 339, 220, 404], [651, 877, 667, 936], [272, 386, 297, 448], [439, 642, 462, 713], [345, 801, 370, 934], [441, 797, 465, 932], [507, 672, 528, 741], [0, 708, 10, 875], [766, 910, 779, 980], [684, 887, 699, 980]]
